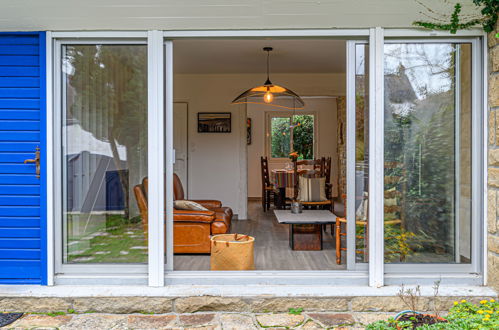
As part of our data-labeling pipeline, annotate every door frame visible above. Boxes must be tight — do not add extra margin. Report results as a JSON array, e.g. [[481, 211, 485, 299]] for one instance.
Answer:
[[46, 28, 487, 287], [50, 33, 150, 284], [163, 30, 371, 284]]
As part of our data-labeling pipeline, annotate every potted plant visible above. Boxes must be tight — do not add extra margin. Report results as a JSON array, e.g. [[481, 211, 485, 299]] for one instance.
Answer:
[[367, 298, 499, 329], [393, 283, 447, 328]]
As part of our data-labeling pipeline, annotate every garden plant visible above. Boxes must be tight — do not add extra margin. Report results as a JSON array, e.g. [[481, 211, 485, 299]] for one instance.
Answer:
[[367, 298, 499, 329]]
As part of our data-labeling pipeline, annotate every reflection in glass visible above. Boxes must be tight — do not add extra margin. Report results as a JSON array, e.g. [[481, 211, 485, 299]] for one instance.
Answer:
[[383, 43, 472, 264], [355, 44, 369, 262], [62, 45, 148, 263]]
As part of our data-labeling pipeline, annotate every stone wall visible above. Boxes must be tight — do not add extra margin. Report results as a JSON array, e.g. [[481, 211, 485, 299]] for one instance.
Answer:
[[488, 23, 499, 290], [0, 295, 496, 314], [337, 96, 347, 200]]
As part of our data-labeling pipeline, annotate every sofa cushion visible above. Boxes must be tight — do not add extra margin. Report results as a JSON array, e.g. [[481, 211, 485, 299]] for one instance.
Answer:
[[192, 200, 223, 209], [174, 200, 209, 211], [173, 209, 215, 223]]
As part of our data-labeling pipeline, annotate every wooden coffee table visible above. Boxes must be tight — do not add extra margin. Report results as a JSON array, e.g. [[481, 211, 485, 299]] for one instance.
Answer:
[[273, 210, 337, 251]]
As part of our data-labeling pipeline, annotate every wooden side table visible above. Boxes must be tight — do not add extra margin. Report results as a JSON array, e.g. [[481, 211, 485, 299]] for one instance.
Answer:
[[274, 210, 337, 251]]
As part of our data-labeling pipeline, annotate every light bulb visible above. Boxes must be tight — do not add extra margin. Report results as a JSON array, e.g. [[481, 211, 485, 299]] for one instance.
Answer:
[[264, 91, 274, 104]]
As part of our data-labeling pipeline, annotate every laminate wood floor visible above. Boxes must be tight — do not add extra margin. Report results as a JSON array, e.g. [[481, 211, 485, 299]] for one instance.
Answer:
[[174, 200, 346, 271]]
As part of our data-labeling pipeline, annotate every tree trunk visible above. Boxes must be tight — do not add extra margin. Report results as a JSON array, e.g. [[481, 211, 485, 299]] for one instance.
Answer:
[[109, 128, 130, 220]]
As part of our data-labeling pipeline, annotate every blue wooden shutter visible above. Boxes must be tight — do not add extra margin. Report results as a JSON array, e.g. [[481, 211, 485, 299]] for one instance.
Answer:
[[0, 32, 46, 284]]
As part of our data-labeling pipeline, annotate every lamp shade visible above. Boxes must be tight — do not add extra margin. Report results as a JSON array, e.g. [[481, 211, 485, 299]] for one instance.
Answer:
[[231, 47, 305, 109], [231, 83, 305, 109]]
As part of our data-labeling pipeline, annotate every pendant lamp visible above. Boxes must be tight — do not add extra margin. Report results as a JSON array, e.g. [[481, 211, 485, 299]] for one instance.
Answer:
[[289, 98, 301, 128], [231, 47, 305, 109]]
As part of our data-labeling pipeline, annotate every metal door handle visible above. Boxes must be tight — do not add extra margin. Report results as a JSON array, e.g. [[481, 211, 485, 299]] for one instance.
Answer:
[[24, 146, 40, 179]]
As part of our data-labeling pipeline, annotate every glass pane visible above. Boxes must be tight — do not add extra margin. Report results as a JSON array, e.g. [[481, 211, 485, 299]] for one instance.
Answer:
[[355, 44, 369, 263], [270, 117, 291, 158], [292, 114, 314, 160], [62, 45, 148, 264], [383, 43, 472, 264]]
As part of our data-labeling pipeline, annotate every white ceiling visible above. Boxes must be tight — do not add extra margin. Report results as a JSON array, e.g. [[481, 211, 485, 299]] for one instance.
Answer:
[[173, 39, 346, 74]]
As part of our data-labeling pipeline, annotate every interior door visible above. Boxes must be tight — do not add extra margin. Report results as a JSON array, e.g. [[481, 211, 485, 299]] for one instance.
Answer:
[[173, 102, 188, 197]]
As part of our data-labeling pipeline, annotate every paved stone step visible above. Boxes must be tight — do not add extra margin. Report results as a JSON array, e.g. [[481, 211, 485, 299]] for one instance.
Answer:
[[5, 312, 395, 329]]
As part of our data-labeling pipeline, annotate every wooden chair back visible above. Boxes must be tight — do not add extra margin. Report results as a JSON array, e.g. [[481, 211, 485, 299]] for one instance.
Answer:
[[261, 156, 271, 188], [295, 159, 324, 173], [293, 158, 324, 199], [323, 157, 332, 185]]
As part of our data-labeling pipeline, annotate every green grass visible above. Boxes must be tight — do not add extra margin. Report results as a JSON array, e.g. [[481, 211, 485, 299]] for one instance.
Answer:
[[67, 214, 147, 263], [46, 312, 66, 317], [288, 308, 303, 315]]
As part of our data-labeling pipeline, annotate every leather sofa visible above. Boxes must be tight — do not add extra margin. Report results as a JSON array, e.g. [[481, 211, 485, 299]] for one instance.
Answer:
[[173, 173, 232, 235], [133, 175, 232, 254]]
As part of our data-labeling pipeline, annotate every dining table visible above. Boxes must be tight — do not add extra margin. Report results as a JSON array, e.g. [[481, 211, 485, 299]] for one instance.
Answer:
[[271, 169, 296, 209]]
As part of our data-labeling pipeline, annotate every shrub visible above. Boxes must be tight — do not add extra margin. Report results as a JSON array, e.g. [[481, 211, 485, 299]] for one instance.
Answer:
[[366, 299, 499, 329]]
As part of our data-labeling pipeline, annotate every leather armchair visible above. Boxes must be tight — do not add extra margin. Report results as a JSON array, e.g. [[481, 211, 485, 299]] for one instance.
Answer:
[[134, 178, 216, 254], [173, 174, 232, 234], [133, 175, 233, 254]]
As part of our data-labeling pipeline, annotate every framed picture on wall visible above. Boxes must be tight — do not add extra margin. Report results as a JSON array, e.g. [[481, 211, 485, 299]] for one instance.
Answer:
[[197, 112, 231, 133], [247, 118, 252, 144]]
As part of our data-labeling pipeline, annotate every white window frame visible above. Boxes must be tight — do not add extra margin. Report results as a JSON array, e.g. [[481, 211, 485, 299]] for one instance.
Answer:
[[148, 31, 166, 286], [369, 27, 385, 287], [381, 37, 484, 282], [51, 32, 151, 283], [265, 110, 318, 162], [346, 40, 371, 273], [45, 28, 487, 288]]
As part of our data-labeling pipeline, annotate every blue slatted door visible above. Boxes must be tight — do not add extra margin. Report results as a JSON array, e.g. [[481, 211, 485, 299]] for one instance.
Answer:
[[0, 32, 46, 284]]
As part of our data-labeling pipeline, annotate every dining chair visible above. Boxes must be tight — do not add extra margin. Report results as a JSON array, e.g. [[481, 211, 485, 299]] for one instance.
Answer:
[[293, 158, 332, 211], [322, 156, 332, 199], [260, 156, 275, 212], [293, 159, 324, 177]]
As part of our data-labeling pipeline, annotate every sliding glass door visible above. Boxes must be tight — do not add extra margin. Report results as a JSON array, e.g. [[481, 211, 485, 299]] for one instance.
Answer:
[[383, 41, 478, 268], [345, 41, 370, 270], [51, 31, 484, 286], [56, 40, 149, 274]]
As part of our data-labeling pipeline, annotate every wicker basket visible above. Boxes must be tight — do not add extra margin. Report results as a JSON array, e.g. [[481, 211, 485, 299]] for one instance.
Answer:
[[210, 234, 255, 271]]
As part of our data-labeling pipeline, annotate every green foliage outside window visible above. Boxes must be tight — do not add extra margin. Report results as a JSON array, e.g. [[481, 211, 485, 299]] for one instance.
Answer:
[[292, 115, 314, 160], [270, 115, 314, 159], [270, 117, 291, 158]]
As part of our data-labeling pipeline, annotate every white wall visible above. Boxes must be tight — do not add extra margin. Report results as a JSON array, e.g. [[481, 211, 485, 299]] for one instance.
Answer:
[[0, 0, 480, 31], [247, 97, 338, 198], [174, 73, 345, 216]]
